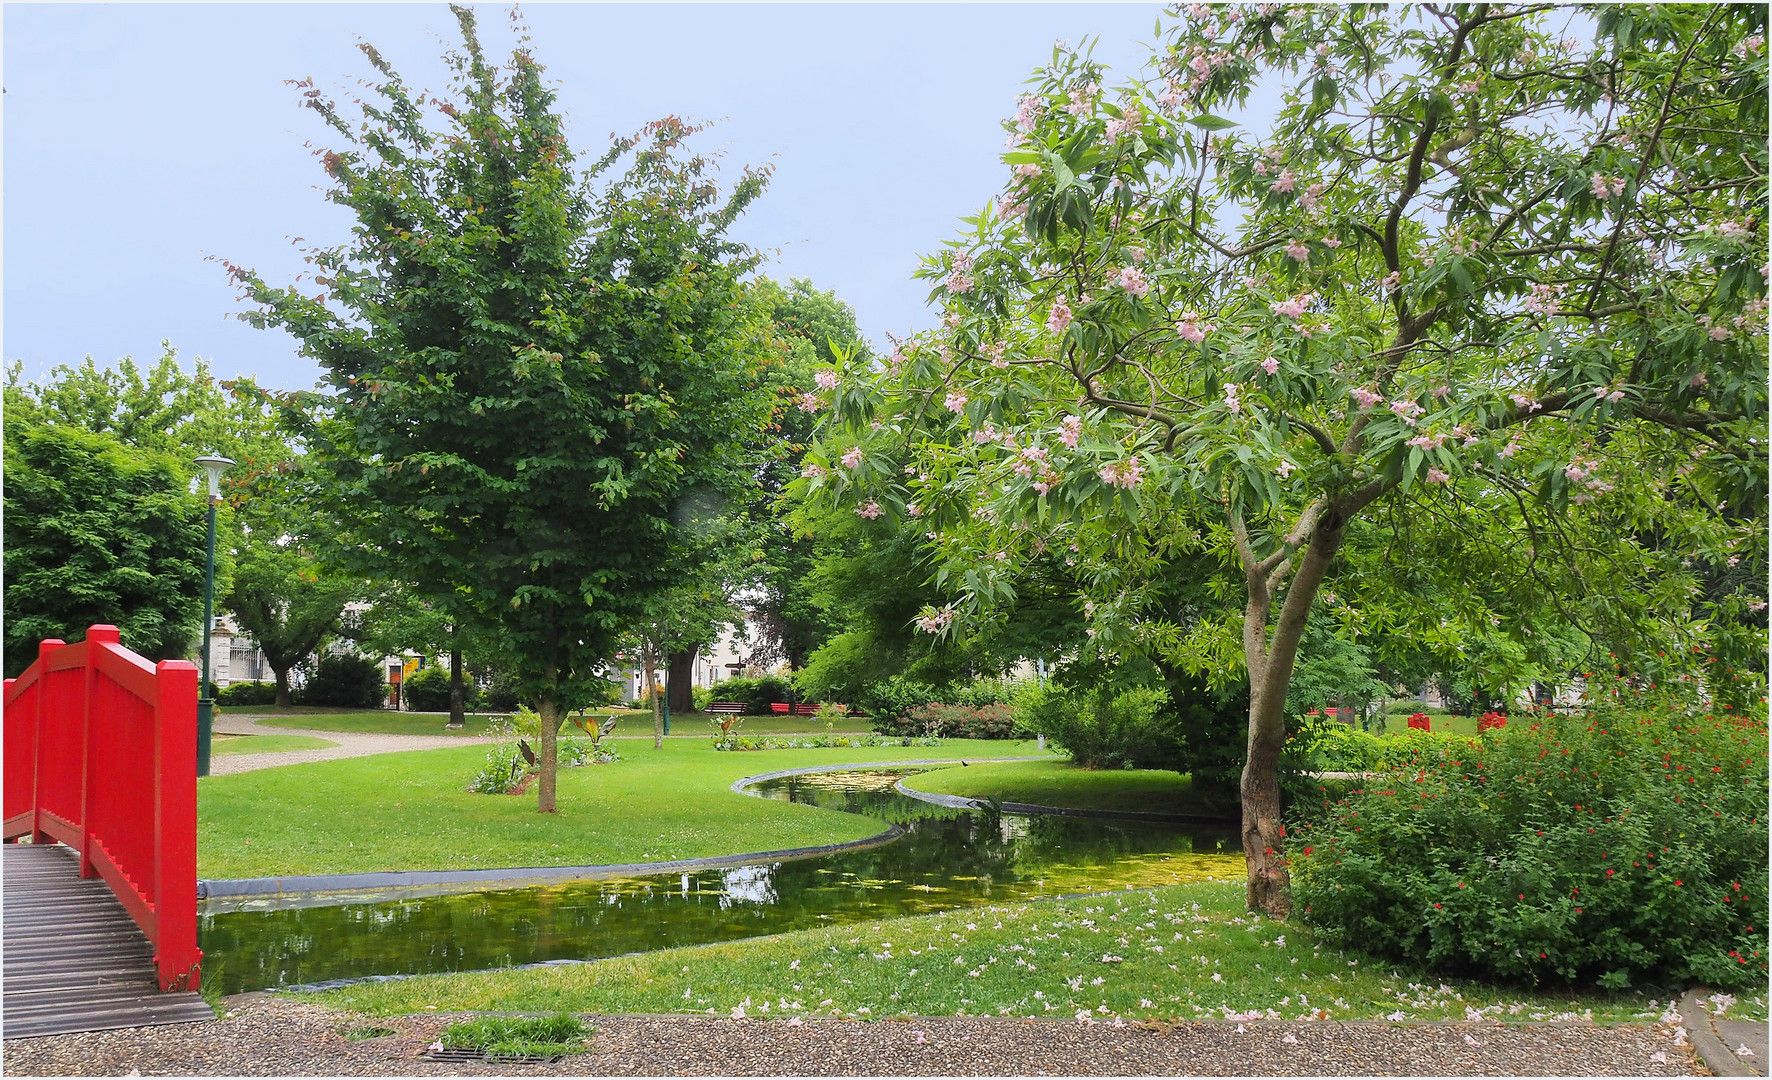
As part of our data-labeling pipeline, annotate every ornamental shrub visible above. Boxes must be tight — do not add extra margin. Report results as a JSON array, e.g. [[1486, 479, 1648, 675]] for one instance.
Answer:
[[298, 653, 385, 709], [1011, 682, 1175, 770], [1290, 686, 1769, 992], [402, 664, 484, 712], [903, 701, 1021, 739], [217, 681, 278, 707]]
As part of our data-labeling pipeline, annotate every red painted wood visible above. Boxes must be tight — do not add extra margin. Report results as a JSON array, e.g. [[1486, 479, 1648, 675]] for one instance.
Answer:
[[2, 625, 203, 992]]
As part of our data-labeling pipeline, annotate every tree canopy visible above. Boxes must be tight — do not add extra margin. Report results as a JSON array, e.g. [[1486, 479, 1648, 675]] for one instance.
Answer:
[[228, 6, 777, 810], [800, 4, 1767, 915]]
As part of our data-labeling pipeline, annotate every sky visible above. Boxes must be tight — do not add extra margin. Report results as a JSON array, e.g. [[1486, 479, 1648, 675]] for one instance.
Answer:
[[5, 3, 1171, 393]]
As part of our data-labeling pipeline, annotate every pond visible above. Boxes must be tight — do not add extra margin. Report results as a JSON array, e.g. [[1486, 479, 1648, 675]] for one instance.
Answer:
[[199, 767, 1242, 995]]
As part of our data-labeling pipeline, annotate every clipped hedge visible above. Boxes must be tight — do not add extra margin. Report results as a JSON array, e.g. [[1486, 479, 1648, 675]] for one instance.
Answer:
[[299, 654, 385, 709], [217, 680, 279, 707], [703, 675, 794, 715], [1291, 687, 1769, 991]]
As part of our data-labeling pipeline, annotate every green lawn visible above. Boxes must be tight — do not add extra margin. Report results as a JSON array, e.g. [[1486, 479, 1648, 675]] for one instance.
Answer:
[[305, 880, 1688, 1024], [249, 710, 876, 739], [1376, 713, 1476, 736], [211, 734, 339, 756], [907, 760, 1231, 817], [197, 738, 1049, 879]]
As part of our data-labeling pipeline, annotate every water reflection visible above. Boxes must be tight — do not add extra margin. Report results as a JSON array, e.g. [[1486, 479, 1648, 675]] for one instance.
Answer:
[[199, 769, 1241, 994]]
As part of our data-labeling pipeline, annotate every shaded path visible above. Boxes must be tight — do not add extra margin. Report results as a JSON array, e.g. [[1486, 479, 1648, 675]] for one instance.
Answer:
[[207, 715, 491, 775]]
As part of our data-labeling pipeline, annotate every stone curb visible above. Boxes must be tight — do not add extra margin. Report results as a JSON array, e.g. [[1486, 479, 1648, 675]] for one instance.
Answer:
[[891, 777, 1237, 824], [724, 756, 1050, 794], [1681, 988, 1757, 1077]]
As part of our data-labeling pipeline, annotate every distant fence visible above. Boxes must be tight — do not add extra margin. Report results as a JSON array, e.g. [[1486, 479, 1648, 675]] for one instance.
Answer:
[[4, 625, 202, 991]]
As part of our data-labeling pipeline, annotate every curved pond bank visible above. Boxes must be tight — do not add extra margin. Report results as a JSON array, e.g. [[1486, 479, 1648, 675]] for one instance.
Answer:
[[199, 765, 1243, 995]]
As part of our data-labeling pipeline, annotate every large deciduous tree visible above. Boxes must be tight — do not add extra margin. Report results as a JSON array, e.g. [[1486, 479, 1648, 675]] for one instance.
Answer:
[[229, 7, 775, 812], [801, 5, 1767, 915]]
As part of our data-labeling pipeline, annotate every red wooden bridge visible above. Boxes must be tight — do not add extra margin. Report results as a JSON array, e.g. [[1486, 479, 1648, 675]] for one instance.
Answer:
[[4, 626, 212, 1038]]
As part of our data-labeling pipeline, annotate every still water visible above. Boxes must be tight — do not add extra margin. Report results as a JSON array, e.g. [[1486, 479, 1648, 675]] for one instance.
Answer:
[[199, 769, 1242, 994]]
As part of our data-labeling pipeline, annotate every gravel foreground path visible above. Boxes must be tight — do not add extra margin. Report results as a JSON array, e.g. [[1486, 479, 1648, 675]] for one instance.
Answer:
[[1, 996, 1703, 1077]]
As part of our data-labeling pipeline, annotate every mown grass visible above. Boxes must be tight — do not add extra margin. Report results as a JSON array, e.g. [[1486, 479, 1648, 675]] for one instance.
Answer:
[[305, 881, 1712, 1024], [197, 738, 1047, 879], [906, 761, 1229, 817], [250, 710, 876, 738], [211, 734, 339, 756]]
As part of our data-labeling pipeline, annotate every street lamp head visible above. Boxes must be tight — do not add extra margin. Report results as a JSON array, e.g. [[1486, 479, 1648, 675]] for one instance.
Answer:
[[193, 455, 236, 500]]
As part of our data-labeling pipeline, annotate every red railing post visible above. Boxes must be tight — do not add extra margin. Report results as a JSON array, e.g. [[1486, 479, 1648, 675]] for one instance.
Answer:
[[31, 638, 65, 844], [152, 657, 201, 991], [77, 627, 120, 879]]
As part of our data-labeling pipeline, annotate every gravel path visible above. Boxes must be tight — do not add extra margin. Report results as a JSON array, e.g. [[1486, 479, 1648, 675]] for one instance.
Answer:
[[208, 716, 489, 775], [0, 995, 1704, 1076]]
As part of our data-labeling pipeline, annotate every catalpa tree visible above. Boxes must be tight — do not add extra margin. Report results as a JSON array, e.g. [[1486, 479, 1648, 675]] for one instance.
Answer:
[[799, 4, 1768, 915]]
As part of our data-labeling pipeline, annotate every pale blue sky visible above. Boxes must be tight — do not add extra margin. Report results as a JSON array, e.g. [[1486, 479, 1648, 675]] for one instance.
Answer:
[[6, 3, 1167, 392]]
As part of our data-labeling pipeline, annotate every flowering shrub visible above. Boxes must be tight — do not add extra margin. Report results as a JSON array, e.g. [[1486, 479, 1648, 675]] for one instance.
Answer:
[[1406, 713, 1431, 731], [711, 732, 937, 752], [1291, 690, 1769, 991], [904, 702, 1021, 740], [863, 678, 1021, 733], [1478, 711, 1508, 731]]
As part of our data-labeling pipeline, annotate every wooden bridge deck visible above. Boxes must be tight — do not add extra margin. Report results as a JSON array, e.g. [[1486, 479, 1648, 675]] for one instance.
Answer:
[[3, 844, 214, 1039]]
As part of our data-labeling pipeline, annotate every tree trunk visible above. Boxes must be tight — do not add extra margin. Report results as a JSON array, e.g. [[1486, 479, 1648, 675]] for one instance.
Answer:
[[273, 666, 293, 709], [536, 693, 561, 813], [1240, 514, 1349, 919], [447, 648, 465, 729], [667, 645, 699, 714], [642, 642, 663, 750]]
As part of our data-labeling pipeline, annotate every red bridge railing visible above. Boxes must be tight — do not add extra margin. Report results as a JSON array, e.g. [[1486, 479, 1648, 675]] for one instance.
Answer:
[[4, 625, 202, 991]]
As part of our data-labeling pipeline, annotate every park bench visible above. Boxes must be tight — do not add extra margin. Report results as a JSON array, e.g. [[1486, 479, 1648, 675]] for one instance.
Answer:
[[706, 702, 747, 715]]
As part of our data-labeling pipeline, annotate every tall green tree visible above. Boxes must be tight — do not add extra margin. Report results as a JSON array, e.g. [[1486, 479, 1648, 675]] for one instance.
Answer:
[[228, 7, 776, 812], [3, 425, 209, 675], [802, 5, 1766, 915]]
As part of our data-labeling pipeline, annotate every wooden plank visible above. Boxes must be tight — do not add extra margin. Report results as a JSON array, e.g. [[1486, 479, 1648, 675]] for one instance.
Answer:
[[2, 844, 213, 1038]]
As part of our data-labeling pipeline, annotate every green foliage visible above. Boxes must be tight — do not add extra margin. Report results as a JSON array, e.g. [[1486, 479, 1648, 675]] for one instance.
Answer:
[[438, 1013, 587, 1060], [1012, 682, 1176, 771], [1291, 687, 1770, 991], [1293, 723, 1388, 773], [703, 675, 794, 714], [3, 423, 209, 675], [229, 7, 776, 803], [300, 654, 385, 709], [710, 731, 933, 752], [403, 664, 482, 713], [891, 702, 1021, 740], [217, 681, 280, 707]]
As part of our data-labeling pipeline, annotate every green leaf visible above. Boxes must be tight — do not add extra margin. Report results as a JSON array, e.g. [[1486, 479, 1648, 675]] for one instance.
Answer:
[[1186, 114, 1238, 131]]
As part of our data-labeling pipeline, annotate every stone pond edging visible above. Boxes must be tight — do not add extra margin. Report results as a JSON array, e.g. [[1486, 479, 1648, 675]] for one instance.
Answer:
[[199, 756, 1045, 907], [891, 776, 1239, 825]]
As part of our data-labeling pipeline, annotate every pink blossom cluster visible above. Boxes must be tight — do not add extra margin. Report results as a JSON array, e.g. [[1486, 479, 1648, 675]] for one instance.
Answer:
[[815, 370, 839, 390], [1047, 298, 1074, 335], [1426, 467, 1451, 484], [1590, 174, 1627, 200], [1222, 383, 1242, 415], [1015, 94, 1044, 132], [1689, 371, 1709, 386], [984, 341, 1009, 369], [972, 422, 1001, 445], [944, 391, 968, 413], [1320, 236, 1342, 248], [1508, 392, 1543, 413], [1275, 459, 1296, 479], [801, 462, 827, 479], [1126, 246, 1147, 264], [1058, 415, 1083, 448], [840, 447, 864, 469], [1014, 162, 1042, 178], [1157, 81, 1185, 112], [1178, 312, 1214, 343], [1064, 83, 1099, 116], [1300, 181, 1327, 213], [1432, 385, 1451, 399], [1735, 34, 1766, 59], [855, 499, 883, 520], [1592, 384, 1627, 404], [1405, 432, 1446, 451], [1013, 446, 1051, 478], [1180, 44, 1234, 91], [1269, 168, 1297, 194], [1260, 356, 1280, 375], [1522, 282, 1564, 317], [1350, 387, 1384, 411], [796, 392, 821, 413], [1269, 293, 1312, 319], [1098, 457, 1144, 489], [914, 607, 958, 634], [1388, 399, 1424, 426], [1564, 457, 1614, 503], [1117, 266, 1150, 297], [1711, 220, 1752, 241], [1104, 106, 1143, 144], [1284, 239, 1311, 262], [997, 194, 1028, 220], [1498, 440, 1521, 459], [946, 272, 974, 294]]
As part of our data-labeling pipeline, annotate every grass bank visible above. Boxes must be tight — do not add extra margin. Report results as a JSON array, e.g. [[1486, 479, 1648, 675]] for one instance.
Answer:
[[211, 734, 338, 756], [304, 881, 1701, 1024], [907, 761, 1230, 817], [197, 738, 1048, 879], [250, 710, 875, 739]]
